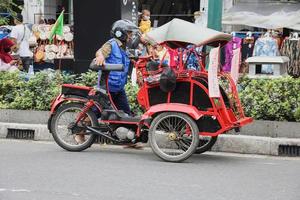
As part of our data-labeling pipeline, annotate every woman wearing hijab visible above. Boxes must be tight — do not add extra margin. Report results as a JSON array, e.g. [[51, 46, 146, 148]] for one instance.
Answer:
[[0, 38, 19, 72]]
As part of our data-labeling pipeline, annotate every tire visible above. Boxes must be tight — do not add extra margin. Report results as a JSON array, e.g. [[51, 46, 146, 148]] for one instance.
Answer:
[[195, 136, 218, 154], [50, 103, 97, 152], [149, 112, 199, 162]]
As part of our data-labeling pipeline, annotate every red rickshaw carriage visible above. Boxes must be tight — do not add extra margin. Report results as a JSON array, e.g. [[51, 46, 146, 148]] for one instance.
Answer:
[[48, 19, 253, 162]]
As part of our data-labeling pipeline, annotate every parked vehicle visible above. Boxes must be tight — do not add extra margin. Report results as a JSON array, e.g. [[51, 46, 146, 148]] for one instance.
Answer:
[[48, 19, 252, 162]]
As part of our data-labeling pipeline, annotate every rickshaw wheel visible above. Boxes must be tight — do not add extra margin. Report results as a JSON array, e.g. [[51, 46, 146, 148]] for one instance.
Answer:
[[149, 112, 199, 162], [195, 136, 218, 154]]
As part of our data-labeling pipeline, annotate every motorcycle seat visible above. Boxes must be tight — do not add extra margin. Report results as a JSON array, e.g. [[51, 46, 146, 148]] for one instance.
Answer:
[[101, 110, 141, 123]]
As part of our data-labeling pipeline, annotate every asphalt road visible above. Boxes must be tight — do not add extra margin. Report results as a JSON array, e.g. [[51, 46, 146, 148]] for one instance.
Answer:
[[0, 139, 300, 200]]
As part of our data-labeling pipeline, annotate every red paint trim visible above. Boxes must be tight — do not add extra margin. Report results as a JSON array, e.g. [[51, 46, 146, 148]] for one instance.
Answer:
[[62, 84, 92, 91], [100, 120, 140, 125], [75, 101, 95, 123], [167, 92, 171, 103], [189, 81, 194, 105], [141, 103, 203, 120], [50, 95, 88, 114], [106, 78, 118, 111]]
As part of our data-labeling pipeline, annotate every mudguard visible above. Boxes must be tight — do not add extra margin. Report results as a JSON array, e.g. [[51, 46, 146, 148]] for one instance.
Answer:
[[141, 103, 203, 121], [48, 95, 89, 132], [49, 95, 88, 114]]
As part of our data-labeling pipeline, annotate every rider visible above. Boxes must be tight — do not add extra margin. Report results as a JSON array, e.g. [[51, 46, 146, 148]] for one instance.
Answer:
[[75, 20, 140, 144], [95, 19, 139, 115]]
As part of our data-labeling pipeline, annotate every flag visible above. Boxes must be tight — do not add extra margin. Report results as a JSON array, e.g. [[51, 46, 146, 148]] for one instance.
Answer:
[[49, 10, 64, 42]]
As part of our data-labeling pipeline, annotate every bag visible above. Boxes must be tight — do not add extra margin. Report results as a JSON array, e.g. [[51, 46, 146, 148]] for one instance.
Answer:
[[159, 67, 176, 92]]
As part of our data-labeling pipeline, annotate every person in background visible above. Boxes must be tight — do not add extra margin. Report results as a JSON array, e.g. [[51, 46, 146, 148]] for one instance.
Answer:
[[38, 18, 46, 25], [153, 45, 170, 65], [0, 38, 20, 72], [10, 13, 32, 72], [194, 10, 208, 28], [137, 9, 152, 56], [139, 9, 151, 34]]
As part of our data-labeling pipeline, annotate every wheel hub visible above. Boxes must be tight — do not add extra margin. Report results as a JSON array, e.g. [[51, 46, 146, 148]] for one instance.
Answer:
[[168, 132, 178, 141]]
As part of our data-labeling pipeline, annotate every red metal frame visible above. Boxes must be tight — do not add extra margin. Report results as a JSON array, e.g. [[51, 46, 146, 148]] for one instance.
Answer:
[[135, 44, 252, 136]]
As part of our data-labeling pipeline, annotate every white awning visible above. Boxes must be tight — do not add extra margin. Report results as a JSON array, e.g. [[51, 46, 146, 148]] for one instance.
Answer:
[[222, 2, 300, 30], [145, 18, 232, 47]]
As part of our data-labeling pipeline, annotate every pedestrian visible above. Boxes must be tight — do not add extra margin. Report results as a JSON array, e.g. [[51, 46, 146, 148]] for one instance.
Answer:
[[0, 38, 20, 72], [10, 13, 32, 72]]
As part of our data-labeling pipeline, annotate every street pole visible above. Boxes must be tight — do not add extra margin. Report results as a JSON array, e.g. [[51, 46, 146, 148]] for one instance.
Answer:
[[207, 0, 223, 31], [205, 0, 223, 69]]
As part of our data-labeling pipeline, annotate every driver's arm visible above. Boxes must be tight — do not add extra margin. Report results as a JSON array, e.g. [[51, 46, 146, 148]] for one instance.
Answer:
[[95, 42, 112, 66]]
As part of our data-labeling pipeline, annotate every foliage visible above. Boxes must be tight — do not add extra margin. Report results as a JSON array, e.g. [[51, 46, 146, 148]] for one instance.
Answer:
[[0, 71, 61, 110], [0, 0, 20, 25], [0, 71, 299, 122], [294, 107, 300, 122], [238, 77, 300, 122], [0, 71, 143, 114], [125, 81, 144, 116], [76, 70, 98, 87]]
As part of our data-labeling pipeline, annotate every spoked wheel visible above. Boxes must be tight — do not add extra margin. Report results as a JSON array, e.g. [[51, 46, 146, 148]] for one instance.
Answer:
[[149, 112, 199, 162], [183, 135, 218, 154], [50, 103, 97, 151], [195, 136, 218, 154]]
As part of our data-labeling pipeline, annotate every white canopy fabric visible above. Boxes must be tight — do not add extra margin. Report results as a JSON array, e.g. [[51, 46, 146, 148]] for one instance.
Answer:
[[145, 18, 232, 47], [223, 2, 300, 31]]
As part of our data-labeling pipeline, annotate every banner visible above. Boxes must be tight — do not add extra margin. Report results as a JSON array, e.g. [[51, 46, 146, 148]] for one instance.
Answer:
[[208, 46, 220, 98], [231, 48, 241, 85]]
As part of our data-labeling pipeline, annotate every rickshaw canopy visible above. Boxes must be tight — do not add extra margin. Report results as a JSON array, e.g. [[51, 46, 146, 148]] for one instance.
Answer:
[[145, 18, 232, 48]]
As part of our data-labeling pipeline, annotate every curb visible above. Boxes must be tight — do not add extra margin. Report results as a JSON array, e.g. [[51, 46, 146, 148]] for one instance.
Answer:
[[0, 122, 53, 141], [0, 122, 300, 156], [211, 135, 300, 156]]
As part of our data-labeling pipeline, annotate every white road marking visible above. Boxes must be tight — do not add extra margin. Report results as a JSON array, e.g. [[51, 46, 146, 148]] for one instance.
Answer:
[[11, 189, 31, 192], [0, 188, 31, 193]]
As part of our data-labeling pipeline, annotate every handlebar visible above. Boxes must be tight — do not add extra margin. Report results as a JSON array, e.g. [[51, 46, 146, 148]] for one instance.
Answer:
[[89, 59, 124, 72], [102, 64, 124, 71]]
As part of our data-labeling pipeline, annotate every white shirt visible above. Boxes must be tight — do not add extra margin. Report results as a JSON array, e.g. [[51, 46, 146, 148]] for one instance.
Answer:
[[10, 24, 32, 57]]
